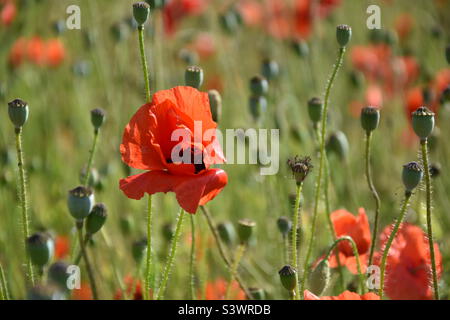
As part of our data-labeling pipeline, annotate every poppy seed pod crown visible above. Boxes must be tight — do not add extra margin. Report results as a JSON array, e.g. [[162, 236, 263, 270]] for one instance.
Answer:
[[133, 2, 150, 26], [91, 108, 106, 130], [336, 24, 352, 47], [27, 232, 54, 267], [237, 219, 256, 244], [412, 106, 435, 140], [402, 162, 423, 193], [67, 186, 94, 221], [307, 97, 323, 124], [360, 106, 380, 133], [185, 66, 204, 89], [8, 98, 29, 129], [279, 265, 297, 291]]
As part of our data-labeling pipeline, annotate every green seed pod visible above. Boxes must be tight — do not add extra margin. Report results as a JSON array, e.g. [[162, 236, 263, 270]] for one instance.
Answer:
[[178, 48, 199, 65], [278, 265, 297, 291], [349, 70, 364, 88], [133, 2, 150, 26], [360, 106, 380, 133], [308, 259, 330, 296], [145, 0, 166, 10], [161, 222, 174, 242], [110, 22, 129, 42], [326, 131, 349, 160], [291, 40, 309, 58], [67, 186, 95, 220], [249, 95, 267, 122], [86, 203, 108, 235], [249, 76, 268, 96], [402, 162, 423, 193], [248, 287, 266, 300], [27, 232, 54, 267], [185, 66, 204, 89], [208, 90, 222, 123], [277, 216, 292, 237], [261, 59, 280, 81], [307, 97, 323, 124], [446, 45, 450, 64], [48, 261, 70, 290], [132, 238, 147, 263], [237, 219, 256, 244], [412, 106, 435, 140], [217, 222, 237, 246], [8, 98, 29, 129], [336, 24, 352, 47], [219, 10, 240, 34], [91, 108, 106, 131]]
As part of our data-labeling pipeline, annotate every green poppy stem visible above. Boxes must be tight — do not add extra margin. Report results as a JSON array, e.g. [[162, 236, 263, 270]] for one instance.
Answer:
[[138, 25, 151, 103], [76, 221, 98, 299], [189, 215, 196, 300], [143, 195, 153, 300], [0, 262, 10, 300], [378, 191, 412, 299], [291, 182, 303, 300], [366, 131, 381, 267], [156, 208, 186, 300], [225, 244, 246, 300], [83, 129, 99, 187], [421, 139, 440, 300]]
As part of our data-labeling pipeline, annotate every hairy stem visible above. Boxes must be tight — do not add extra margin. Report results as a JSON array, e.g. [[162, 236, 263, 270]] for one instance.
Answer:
[[138, 25, 151, 103], [77, 221, 98, 299], [144, 195, 153, 300], [83, 129, 99, 187], [0, 262, 10, 300], [291, 182, 303, 299], [189, 215, 196, 300], [225, 244, 246, 300]]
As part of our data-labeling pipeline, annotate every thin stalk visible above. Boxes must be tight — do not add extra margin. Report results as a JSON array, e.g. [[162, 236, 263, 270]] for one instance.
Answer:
[[379, 192, 412, 299], [138, 25, 151, 103], [421, 139, 439, 300], [189, 215, 196, 300], [144, 195, 153, 300], [74, 234, 91, 265], [291, 182, 303, 299], [200, 206, 253, 299], [301, 47, 346, 298], [83, 129, 99, 187], [156, 209, 186, 300], [76, 221, 98, 299], [15, 128, 35, 286], [324, 236, 365, 294], [0, 263, 10, 300], [366, 131, 381, 267], [225, 244, 246, 300]]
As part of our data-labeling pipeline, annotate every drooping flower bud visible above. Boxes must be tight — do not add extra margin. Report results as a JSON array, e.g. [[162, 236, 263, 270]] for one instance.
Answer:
[[307, 97, 323, 124], [248, 287, 266, 300], [132, 238, 147, 263], [185, 66, 204, 89], [326, 131, 349, 160], [27, 232, 54, 267], [86, 203, 108, 235], [287, 156, 313, 186], [67, 186, 95, 221], [360, 106, 380, 133], [217, 222, 237, 246], [412, 106, 435, 140], [237, 219, 256, 244], [208, 90, 222, 123], [249, 76, 268, 96], [336, 24, 352, 47], [48, 261, 70, 290], [133, 2, 150, 26], [308, 259, 330, 296], [8, 98, 29, 129], [261, 59, 280, 81], [91, 108, 106, 131], [278, 265, 297, 291], [402, 162, 423, 193], [276, 216, 292, 237], [249, 95, 267, 122]]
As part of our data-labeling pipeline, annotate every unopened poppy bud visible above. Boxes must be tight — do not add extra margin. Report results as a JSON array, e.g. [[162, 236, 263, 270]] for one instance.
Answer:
[[336, 24, 352, 47], [237, 219, 256, 244], [277, 216, 292, 237], [145, 0, 166, 9], [308, 259, 330, 296], [217, 222, 237, 246], [248, 288, 266, 300], [287, 156, 313, 185], [48, 261, 70, 290], [360, 106, 380, 133], [27, 232, 54, 267], [278, 265, 297, 291], [208, 90, 222, 123], [8, 98, 29, 129], [132, 238, 147, 263], [91, 108, 106, 131], [67, 186, 94, 221], [412, 106, 435, 140], [185, 66, 204, 89], [446, 45, 450, 64], [86, 203, 108, 235], [291, 40, 309, 58], [162, 222, 174, 242], [133, 2, 150, 26], [249, 95, 267, 121], [261, 59, 280, 81], [307, 97, 323, 124], [402, 162, 423, 193], [250, 76, 268, 96], [326, 131, 349, 160]]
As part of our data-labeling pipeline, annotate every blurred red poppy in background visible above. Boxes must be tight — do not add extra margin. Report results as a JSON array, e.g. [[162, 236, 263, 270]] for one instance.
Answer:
[[114, 275, 146, 300], [1, 0, 16, 26], [163, 0, 208, 35], [204, 278, 246, 300], [304, 290, 380, 300], [119, 86, 227, 214], [54, 235, 70, 260], [8, 36, 66, 68], [45, 38, 66, 67], [72, 282, 93, 300], [375, 223, 442, 300], [327, 208, 371, 274]]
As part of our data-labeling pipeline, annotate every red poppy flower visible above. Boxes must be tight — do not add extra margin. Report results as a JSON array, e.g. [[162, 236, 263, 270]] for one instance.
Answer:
[[304, 290, 380, 300], [204, 278, 246, 300], [27, 36, 45, 65], [8, 37, 27, 68], [54, 235, 70, 260], [163, 0, 208, 35], [114, 275, 147, 300], [1, 0, 16, 26], [72, 282, 93, 300], [45, 38, 66, 67], [375, 223, 442, 300], [327, 208, 371, 274], [237, 0, 263, 27], [120, 86, 227, 214]]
